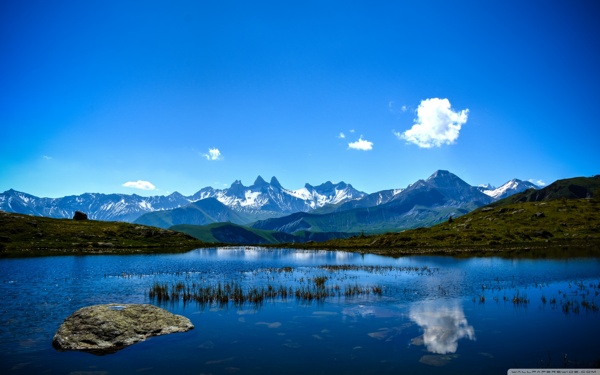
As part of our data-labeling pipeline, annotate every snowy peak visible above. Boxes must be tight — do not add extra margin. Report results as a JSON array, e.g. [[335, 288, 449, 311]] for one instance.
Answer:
[[402, 170, 492, 206], [1, 171, 541, 225], [427, 169, 454, 181], [479, 179, 538, 200], [0, 189, 193, 222], [478, 183, 495, 190], [302, 181, 365, 208], [188, 177, 366, 215], [426, 170, 470, 189]]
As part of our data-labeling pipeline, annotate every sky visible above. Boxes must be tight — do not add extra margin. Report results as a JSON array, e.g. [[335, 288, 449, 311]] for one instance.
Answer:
[[1, 0, 599, 198]]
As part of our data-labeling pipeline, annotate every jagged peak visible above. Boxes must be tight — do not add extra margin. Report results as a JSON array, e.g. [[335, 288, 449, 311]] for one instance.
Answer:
[[270, 176, 282, 189], [253, 176, 267, 186], [227, 180, 246, 196], [318, 181, 334, 189]]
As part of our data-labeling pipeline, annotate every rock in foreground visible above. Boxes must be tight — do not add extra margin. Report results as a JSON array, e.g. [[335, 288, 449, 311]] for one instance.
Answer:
[[52, 303, 194, 354]]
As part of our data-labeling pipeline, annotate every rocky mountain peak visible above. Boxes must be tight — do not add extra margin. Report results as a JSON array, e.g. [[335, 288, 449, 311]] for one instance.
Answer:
[[253, 176, 268, 187], [270, 176, 283, 189]]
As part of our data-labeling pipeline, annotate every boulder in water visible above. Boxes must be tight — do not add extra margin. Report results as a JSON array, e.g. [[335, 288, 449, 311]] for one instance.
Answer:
[[52, 303, 194, 354]]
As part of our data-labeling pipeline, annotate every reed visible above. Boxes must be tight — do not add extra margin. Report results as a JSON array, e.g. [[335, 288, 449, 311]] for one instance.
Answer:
[[512, 291, 529, 305], [149, 278, 384, 306]]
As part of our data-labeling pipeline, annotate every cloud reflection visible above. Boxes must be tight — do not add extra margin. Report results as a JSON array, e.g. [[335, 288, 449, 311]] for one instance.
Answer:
[[409, 300, 475, 354]]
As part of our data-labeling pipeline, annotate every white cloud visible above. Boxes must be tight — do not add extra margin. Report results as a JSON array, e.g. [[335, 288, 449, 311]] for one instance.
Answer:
[[397, 98, 469, 148], [409, 300, 475, 354], [203, 148, 223, 161], [349, 129, 355, 133], [529, 179, 547, 187], [401, 105, 408, 112], [338, 132, 346, 139], [122, 180, 156, 190], [348, 136, 373, 151], [42, 155, 52, 160]]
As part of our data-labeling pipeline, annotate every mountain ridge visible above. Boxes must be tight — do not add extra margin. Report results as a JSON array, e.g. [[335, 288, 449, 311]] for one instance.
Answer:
[[1, 171, 542, 232], [0, 177, 366, 223], [294, 174, 600, 256], [251, 170, 494, 234]]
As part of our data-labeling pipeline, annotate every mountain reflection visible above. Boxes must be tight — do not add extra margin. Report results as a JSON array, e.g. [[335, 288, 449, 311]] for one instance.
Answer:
[[409, 300, 475, 354]]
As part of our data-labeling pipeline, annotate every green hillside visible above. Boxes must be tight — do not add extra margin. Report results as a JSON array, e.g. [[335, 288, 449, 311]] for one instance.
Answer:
[[0, 211, 204, 257], [170, 222, 356, 245], [171, 222, 296, 244], [134, 198, 258, 229], [298, 198, 600, 256], [492, 175, 600, 204]]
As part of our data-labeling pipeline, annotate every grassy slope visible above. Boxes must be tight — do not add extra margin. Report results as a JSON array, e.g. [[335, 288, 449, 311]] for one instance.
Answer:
[[290, 198, 600, 257], [170, 222, 356, 245], [251, 200, 474, 235], [170, 222, 296, 245], [493, 175, 600, 204], [0, 211, 205, 257]]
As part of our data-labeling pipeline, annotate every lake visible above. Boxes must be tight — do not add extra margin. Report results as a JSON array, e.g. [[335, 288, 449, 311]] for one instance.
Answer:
[[1, 247, 599, 374]]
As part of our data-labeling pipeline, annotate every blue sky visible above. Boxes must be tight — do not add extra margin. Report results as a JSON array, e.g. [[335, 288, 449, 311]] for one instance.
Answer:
[[1, 0, 599, 197]]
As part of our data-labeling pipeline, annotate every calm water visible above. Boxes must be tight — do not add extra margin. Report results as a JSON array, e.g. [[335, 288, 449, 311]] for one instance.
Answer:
[[1, 248, 599, 374]]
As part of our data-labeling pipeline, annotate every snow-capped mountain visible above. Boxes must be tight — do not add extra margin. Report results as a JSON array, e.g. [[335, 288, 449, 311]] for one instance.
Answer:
[[0, 172, 539, 228], [252, 171, 544, 235], [252, 170, 495, 234], [134, 176, 367, 227], [414, 170, 493, 206], [477, 179, 538, 200], [0, 189, 192, 222], [187, 176, 365, 215], [0, 177, 366, 223]]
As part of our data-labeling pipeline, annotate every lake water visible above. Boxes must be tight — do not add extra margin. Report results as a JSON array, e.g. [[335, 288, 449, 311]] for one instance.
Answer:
[[1, 247, 599, 374]]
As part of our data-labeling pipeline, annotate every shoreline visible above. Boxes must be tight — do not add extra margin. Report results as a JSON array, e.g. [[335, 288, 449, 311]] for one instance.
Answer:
[[2, 240, 599, 259]]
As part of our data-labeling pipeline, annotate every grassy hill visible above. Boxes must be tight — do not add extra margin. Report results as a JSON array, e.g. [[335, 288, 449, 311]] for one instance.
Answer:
[[171, 222, 296, 244], [492, 175, 600, 204], [296, 198, 600, 257], [171, 222, 357, 245], [0, 211, 204, 257], [290, 174, 600, 257], [134, 198, 255, 228]]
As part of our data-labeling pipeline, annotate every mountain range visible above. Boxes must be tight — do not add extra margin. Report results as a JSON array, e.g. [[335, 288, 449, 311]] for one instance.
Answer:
[[303, 174, 600, 255], [1, 171, 539, 236], [0, 176, 364, 223], [250, 170, 498, 234]]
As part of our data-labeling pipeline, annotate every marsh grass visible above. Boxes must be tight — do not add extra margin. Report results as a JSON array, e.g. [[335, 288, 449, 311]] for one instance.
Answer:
[[146, 264, 413, 307], [143, 263, 600, 314], [472, 277, 600, 316], [149, 279, 383, 306]]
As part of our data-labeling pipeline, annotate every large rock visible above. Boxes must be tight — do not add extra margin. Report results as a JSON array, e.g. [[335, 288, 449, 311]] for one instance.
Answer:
[[73, 211, 88, 220], [52, 303, 194, 354]]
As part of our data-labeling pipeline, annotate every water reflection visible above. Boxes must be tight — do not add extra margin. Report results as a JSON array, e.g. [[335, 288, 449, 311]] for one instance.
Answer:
[[409, 299, 475, 354]]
